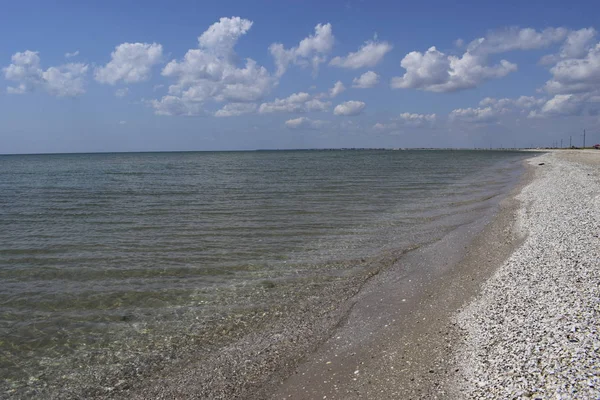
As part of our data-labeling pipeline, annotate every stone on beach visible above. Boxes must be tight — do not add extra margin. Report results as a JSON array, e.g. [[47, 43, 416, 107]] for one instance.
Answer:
[[452, 151, 600, 399]]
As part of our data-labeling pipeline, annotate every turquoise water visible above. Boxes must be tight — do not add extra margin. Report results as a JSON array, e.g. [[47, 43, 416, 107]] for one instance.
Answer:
[[0, 150, 527, 395]]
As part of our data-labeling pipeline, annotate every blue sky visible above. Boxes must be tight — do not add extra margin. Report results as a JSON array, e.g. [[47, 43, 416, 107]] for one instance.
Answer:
[[1, 0, 600, 153]]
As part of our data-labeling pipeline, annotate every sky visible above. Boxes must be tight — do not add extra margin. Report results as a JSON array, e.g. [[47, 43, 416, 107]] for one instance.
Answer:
[[1, 0, 600, 154]]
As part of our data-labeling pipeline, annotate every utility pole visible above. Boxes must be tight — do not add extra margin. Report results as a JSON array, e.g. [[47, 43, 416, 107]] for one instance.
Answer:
[[583, 129, 586, 148], [561, 139, 563, 148], [570, 135, 572, 148]]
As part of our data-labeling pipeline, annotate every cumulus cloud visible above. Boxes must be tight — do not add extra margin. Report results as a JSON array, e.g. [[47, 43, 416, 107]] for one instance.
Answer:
[[528, 94, 587, 118], [150, 95, 205, 116], [329, 40, 392, 69], [95, 42, 163, 85], [285, 116, 327, 129], [65, 50, 79, 58], [467, 27, 568, 55], [3, 50, 88, 96], [391, 46, 517, 92], [198, 16, 253, 54], [540, 28, 597, 65], [152, 17, 275, 116], [398, 112, 436, 126], [269, 23, 334, 76], [352, 71, 379, 88], [329, 80, 345, 97], [560, 28, 597, 59], [333, 100, 365, 116], [459, 93, 592, 121], [543, 43, 600, 94], [391, 27, 579, 93], [449, 107, 503, 123], [215, 102, 257, 117], [259, 92, 330, 113], [480, 95, 545, 110]]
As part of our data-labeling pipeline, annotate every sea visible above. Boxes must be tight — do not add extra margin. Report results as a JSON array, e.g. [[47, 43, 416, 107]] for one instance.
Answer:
[[0, 149, 528, 397]]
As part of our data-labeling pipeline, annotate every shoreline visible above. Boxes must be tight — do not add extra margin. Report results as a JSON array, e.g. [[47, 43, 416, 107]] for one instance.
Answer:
[[450, 150, 600, 398], [265, 154, 539, 399], [105, 154, 533, 400], [7, 153, 534, 399]]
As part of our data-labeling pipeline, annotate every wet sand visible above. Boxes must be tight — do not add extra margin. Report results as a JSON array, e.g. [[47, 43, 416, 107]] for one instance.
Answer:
[[266, 157, 538, 399]]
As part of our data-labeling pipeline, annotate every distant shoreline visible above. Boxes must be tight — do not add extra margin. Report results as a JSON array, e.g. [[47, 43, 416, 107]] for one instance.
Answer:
[[0, 147, 543, 156]]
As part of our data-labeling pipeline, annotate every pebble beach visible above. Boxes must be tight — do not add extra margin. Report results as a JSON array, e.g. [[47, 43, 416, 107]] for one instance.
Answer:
[[452, 150, 600, 399]]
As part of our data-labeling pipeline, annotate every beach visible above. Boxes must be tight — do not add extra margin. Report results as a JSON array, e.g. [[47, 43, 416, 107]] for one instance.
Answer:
[[265, 160, 533, 399], [3, 150, 597, 399], [451, 150, 600, 399], [267, 150, 599, 399], [4, 3, 600, 398]]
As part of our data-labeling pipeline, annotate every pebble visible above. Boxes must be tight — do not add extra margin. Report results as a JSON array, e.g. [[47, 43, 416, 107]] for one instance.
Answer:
[[453, 152, 600, 399]]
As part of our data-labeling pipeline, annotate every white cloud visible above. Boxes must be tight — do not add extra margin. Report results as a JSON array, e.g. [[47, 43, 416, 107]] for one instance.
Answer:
[[528, 94, 587, 118], [543, 43, 600, 94], [152, 17, 275, 116], [372, 122, 398, 131], [352, 71, 379, 88], [115, 87, 129, 97], [329, 40, 392, 69], [540, 28, 597, 65], [198, 16, 253, 54], [459, 93, 592, 121], [42, 64, 89, 97], [391, 46, 517, 92], [514, 96, 545, 109], [3, 50, 88, 97], [150, 95, 205, 116], [285, 116, 327, 129], [398, 112, 436, 126], [259, 92, 330, 113], [6, 84, 27, 94], [333, 100, 365, 116], [467, 27, 568, 55], [65, 50, 79, 58], [215, 102, 257, 117], [560, 28, 597, 59], [119, 120, 127, 125], [391, 27, 579, 93], [95, 42, 163, 85], [329, 81, 345, 97], [269, 23, 334, 76], [480, 95, 545, 110], [449, 107, 503, 123], [305, 98, 331, 111]]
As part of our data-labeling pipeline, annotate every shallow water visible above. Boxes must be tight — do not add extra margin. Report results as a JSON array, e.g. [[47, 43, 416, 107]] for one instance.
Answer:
[[0, 149, 527, 394]]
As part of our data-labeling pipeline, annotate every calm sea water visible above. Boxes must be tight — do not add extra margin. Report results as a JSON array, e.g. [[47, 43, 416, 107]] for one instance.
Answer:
[[0, 150, 527, 394]]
